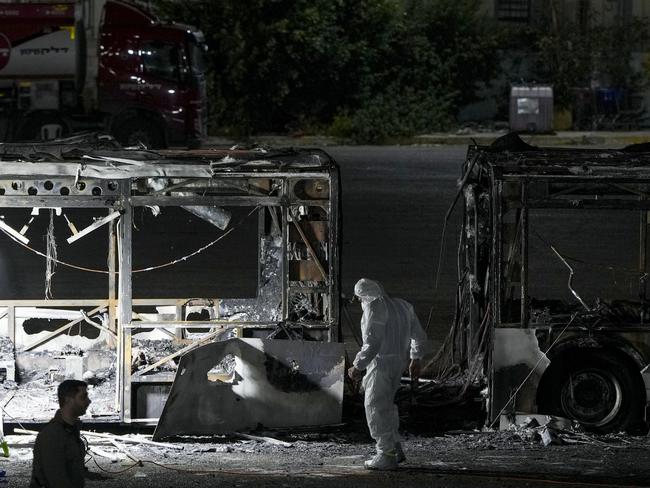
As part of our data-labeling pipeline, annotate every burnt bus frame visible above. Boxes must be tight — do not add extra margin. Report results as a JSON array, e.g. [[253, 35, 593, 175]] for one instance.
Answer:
[[459, 144, 650, 428], [0, 143, 340, 424]]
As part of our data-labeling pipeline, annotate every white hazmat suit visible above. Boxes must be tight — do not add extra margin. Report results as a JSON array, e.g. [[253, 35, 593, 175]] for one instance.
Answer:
[[352, 278, 428, 463]]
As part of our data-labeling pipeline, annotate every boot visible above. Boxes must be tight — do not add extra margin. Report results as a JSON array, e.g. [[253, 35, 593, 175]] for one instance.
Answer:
[[364, 452, 398, 471]]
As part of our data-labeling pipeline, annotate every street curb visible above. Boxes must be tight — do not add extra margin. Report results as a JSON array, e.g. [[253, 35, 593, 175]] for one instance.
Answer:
[[413, 132, 650, 147], [207, 131, 650, 148]]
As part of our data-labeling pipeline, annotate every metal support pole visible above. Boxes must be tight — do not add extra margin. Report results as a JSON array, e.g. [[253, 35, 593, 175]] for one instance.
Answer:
[[118, 186, 133, 423], [521, 182, 529, 328], [258, 208, 265, 298], [328, 169, 340, 343], [281, 183, 289, 323], [470, 185, 480, 359], [175, 305, 184, 341], [492, 175, 503, 328], [7, 305, 14, 346], [107, 217, 117, 348], [488, 172, 503, 423]]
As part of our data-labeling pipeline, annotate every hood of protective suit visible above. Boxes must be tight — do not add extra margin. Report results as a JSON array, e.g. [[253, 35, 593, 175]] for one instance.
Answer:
[[354, 278, 386, 304]]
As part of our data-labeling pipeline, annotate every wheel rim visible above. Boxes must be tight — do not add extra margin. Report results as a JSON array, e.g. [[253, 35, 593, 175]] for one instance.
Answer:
[[560, 368, 623, 426]]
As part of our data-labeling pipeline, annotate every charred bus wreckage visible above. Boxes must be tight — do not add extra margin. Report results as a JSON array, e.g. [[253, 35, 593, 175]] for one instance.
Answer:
[[446, 134, 650, 434], [0, 136, 342, 434]]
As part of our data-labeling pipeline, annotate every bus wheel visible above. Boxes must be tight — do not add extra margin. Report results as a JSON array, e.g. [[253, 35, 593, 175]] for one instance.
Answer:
[[539, 351, 644, 434]]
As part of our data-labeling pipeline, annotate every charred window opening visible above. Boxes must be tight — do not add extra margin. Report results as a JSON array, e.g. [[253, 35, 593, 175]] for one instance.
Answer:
[[132, 206, 258, 299], [206, 353, 236, 383], [131, 339, 184, 374], [289, 293, 325, 322], [287, 204, 330, 324], [0, 207, 109, 300], [528, 210, 640, 326], [186, 309, 210, 321], [293, 179, 329, 200], [23, 318, 101, 339]]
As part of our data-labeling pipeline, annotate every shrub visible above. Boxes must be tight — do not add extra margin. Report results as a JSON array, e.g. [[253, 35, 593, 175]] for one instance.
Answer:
[[157, 0, 497, 140]]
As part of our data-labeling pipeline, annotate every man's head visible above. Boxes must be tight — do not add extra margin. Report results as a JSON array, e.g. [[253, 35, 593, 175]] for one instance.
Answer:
[[57, 379, 91, 418], [354, 278, 385, 305]]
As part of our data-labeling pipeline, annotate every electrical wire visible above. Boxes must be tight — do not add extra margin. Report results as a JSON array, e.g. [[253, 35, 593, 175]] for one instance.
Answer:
[[428, 153, 480, 333], [415, 303, 491, 406], [91, 456, 141, 474], [90, 455, 309, 477], [0, 206, 260, 274]]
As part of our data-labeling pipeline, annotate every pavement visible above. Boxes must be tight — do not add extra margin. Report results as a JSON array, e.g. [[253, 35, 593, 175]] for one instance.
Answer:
[[206, 130, 650, 149]]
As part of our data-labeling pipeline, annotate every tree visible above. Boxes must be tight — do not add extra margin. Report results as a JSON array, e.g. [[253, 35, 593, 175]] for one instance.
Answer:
[[339, 0, 498, 142], [156, 0, 498, 140], [535, 1, 650, 111]]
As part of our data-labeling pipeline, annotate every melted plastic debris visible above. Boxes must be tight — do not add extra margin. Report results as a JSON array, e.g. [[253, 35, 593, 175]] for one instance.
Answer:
[[206, 353, 236, 382], [289, 293, 320, 321]]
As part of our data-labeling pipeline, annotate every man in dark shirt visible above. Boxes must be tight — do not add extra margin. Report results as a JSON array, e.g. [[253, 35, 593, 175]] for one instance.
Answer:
[[30, 379, 91, 488]]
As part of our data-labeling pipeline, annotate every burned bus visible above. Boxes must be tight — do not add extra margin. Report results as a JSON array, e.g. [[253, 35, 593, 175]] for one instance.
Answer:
[[0, 136, 343, 434], [455, 135, 650, 433]]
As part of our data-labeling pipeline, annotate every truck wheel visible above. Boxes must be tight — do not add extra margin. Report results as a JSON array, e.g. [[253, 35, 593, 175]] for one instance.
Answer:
[[15, 115, 69, 141], [538, 351, 644, 433], [114, 117, 165, 149]]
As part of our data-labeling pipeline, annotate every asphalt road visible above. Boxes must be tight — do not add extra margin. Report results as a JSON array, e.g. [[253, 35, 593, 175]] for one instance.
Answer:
[[328, 145, 467, 344]]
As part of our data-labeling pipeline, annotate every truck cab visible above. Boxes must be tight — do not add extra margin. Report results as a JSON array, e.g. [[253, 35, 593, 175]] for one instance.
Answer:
[[98, 1, 208, 147], [0, 1, 207, 148]]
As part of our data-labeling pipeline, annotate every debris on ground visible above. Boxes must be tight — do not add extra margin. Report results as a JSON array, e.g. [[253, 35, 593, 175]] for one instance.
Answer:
[[235, 432, 293, 448], [0, 364, 118, 422], [5, 426, 650, 486], [131, 339, 185, 374]]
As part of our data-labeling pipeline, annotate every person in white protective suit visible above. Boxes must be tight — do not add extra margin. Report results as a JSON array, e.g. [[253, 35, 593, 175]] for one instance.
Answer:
[[347, 278, 428, 470]]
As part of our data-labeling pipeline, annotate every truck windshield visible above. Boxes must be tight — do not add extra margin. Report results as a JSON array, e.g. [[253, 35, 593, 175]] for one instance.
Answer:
[[141, 41, 182, 83]]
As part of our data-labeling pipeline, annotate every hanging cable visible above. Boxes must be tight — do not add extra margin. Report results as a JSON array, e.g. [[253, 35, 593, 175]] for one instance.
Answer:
[[0, 206, 260, 275], [45, 209, 57, 298]]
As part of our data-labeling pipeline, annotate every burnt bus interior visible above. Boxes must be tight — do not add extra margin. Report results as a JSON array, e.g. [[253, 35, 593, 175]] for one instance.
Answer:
[[0, 136, 340, 426], [457, 135, 650, 433]]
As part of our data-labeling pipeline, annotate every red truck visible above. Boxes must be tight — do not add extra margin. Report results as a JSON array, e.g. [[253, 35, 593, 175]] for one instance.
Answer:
[[0, 0, 207, 147]]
